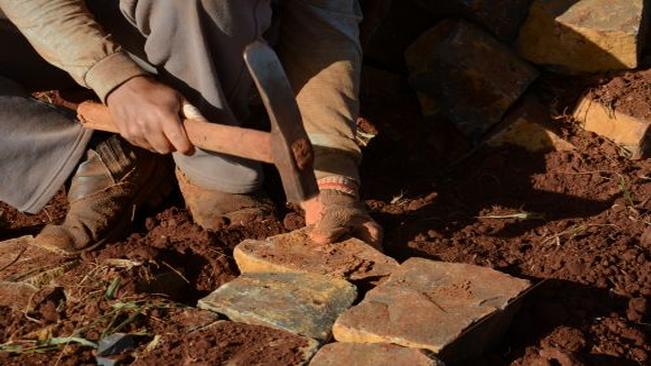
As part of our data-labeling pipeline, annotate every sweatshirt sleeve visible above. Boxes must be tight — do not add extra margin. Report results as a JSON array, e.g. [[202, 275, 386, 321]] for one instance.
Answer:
[[0, 0, 148, 102]]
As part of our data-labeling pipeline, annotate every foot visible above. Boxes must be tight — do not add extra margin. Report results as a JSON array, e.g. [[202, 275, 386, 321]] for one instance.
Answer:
[[34, 135, 172, 255], [175, 168, 274, 230]]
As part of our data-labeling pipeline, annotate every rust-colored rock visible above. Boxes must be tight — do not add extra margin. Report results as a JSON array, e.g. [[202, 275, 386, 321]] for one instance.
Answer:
[[198, 272, 357, 341], [0, 235, 78, 287], [413, 0, 532, 41], [517, 0, 646, 73], [574, 95, 651, 159], [309, 342, 443, 366], [333, 258, 531, 362], [0, 281, 38, 310], [139, 320, 321, 365], [487, 96, 574, 152], [406, 20, 538, 140], [234, 229, 398, 282]]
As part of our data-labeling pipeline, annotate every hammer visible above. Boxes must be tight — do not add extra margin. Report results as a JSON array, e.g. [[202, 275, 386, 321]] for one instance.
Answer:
[[76, 41, 318, 203]]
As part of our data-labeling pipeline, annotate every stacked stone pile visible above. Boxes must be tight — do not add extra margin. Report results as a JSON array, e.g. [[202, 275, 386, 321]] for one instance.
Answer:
[[360, 0, 651, 158]]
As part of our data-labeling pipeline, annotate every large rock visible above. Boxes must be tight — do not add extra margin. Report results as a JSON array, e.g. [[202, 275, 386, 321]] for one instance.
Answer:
[[406, 20, 538, 140], [0, 281, 38, 310], [198, 272, 357, 341], [333, 258, 531, 362], [517, 0, 647, 74], [138, 320, 320, 365], [412, 0, 532, 41], [487, 95, 574, 152], [234, 229, 398, 282], [309, 343, 443, 366], [574, 94, 651, 159], [0, 236, 78, 287]]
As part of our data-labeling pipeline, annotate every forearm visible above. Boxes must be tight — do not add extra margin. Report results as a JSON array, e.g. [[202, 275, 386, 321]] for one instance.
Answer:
[[0, 0, 146, 101], [279, 0, 363, 183]]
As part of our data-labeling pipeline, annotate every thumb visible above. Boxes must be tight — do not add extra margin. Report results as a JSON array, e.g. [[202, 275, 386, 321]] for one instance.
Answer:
[[181, 100, 209, 122]]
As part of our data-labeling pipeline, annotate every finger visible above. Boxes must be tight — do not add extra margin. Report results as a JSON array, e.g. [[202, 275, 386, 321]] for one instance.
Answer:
[[123, 126, 154, 152], [130, 137, 155, 152], [162, 113, 194, 156], [309, 224, 349, 245], [182, 101, 209, 121], [145, 128, 175, 154], [353, 219, 384, 251]]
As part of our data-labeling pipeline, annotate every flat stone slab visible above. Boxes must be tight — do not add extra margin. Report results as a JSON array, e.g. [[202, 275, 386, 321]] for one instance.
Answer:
[[138, 320, 320, 365], [517, 0, 645, 73], [574, 94, 650, 159], [309, 343, 443, 366], [234, 229, 399, 282], [333, 258, 531, 360], [487, 96, 574, 152], [0, 236, 78, 287], [406, 20, 538, 140], [0, 281, 38, 310], [198, 272, 357, 341]]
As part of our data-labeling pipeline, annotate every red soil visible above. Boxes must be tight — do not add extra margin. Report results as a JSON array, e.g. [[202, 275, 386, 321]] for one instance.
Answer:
[[0, 68, 649, 365]]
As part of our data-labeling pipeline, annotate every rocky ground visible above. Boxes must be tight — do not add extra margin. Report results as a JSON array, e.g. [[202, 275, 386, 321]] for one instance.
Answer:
[[0, 64, 648, 365]]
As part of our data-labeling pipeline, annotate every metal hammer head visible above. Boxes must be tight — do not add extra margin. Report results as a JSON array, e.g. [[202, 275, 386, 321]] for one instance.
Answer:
[[243, 41, 319, 203]]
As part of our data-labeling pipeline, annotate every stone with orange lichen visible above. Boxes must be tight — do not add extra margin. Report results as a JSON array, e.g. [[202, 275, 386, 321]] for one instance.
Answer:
[[0, 235, 78, 287], [309, 342, 443, 366], [198, 272, 357, 341], [333, 258, 531, 361], [234, 229, 398, 282]]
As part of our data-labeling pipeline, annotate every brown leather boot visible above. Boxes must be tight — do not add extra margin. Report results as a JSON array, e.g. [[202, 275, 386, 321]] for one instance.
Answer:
[[34, 135, 172, 255], [175, 168, 274, 230]]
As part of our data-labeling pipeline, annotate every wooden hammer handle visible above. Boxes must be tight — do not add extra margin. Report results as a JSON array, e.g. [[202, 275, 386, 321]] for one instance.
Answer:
[[77, 102, 273, 164]]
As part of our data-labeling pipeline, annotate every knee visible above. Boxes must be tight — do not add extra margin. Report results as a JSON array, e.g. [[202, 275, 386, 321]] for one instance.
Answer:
[[174, 151, 264, 194]]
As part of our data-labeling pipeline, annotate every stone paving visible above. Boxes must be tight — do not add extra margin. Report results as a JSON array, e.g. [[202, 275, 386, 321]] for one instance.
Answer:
[[234, 229, 398, 282], [309, 342, 443, 366], [199, 236, 533, 364], [198, 272, 357, 341], [332, 258, 531, 358]]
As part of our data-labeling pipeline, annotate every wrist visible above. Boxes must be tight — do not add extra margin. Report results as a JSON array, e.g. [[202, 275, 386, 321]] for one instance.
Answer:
[[317, 176, 359, 199]]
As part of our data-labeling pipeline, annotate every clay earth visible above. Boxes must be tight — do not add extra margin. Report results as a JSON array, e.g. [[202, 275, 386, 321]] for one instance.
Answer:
[[0, 66, 649, 365]]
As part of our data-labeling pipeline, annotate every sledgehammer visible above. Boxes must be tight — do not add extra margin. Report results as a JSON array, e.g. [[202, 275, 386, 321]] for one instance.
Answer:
[[76, 41, 318, 204]]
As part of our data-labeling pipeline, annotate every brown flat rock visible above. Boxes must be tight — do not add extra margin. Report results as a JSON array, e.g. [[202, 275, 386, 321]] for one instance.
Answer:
[[234, 229, 398, 282], [517, 0, 645, 73], [488, 95, 575, 152], [309, 342, 443, 366], [574, 94, 650, 159], [137, 320, 320, 365], [0, 236, 78, 287], [0, 281, 38, 310], [333, 258, 531, 361], [198, 272, 357, 341], [406, 20, 538, 140]]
